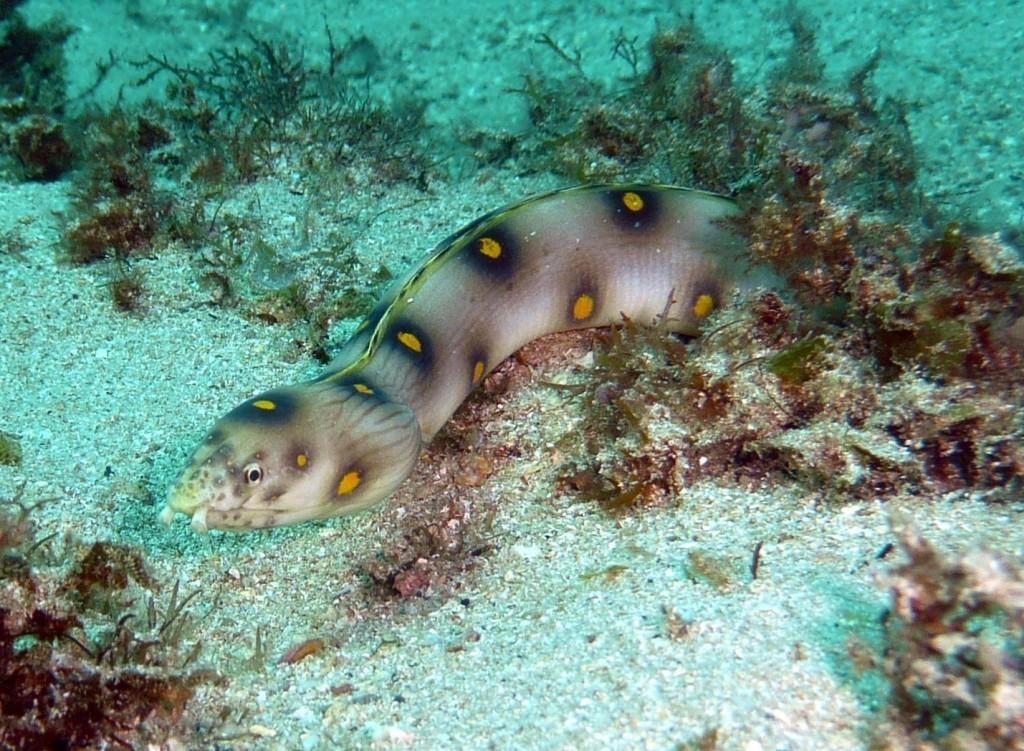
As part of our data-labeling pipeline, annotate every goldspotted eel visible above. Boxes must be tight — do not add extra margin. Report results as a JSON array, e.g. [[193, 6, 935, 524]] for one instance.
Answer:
[[161, 184, 751, 533]]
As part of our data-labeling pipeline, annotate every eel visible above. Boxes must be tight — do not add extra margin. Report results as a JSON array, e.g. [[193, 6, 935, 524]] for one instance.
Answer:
[[161, 183, 753, 533]]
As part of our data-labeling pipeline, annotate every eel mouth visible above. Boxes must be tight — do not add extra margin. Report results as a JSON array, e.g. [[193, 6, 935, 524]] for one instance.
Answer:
[[159, 482, 210, 533]]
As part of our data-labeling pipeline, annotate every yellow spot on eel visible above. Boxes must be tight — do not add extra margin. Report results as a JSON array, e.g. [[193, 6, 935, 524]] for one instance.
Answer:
[[693, 293, 716, 318], [478, 236, 502, 259], [336, 470, 361, 495], [572, 293, 596, 321]]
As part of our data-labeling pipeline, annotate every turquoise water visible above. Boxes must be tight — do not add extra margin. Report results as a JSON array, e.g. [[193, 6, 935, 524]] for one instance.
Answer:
[[1, 1, 1022, 749]]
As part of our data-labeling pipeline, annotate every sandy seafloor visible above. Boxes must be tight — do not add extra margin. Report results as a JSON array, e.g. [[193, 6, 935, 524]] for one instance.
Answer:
[[1, 0, 1023, 749]]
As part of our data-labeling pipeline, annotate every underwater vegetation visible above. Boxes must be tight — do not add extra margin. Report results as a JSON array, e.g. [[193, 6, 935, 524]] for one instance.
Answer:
[[2, 10, 432, 328], [0, 1, 72, 114], [0, 1, 76, 183], [0, 486, 216, 749], [484, 15, 1023, 745], [491, 16, 1024, 514], [495, 16, 915, 213], [351, 401, 505, 603], [59, 31, 428, 335], [873, 522, 1024, 750], [133, 30, 430, 187]]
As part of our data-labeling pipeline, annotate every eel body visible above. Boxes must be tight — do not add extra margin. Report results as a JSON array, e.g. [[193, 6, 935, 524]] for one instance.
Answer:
[[162, 184, 750, 532]]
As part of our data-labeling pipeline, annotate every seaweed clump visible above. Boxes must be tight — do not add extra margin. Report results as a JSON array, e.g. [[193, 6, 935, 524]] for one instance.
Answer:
[[56, 105, 182, 314], [502, 12, 917, 214], [58, 28, 431, 326], [136, 30, 431, 186], [555, 318, 698, 511], [503, 24, 755, 188], [552, 307, 853, 511], [354, 470, 497, 603], [527, 14, 1024, 510], [347, 357, 538, 604], [0, 487, 215, 749], [874, 523, 1024, 749], [0, 2, 72, 114], [0, 2, 75, 179], [557, 242, 1022, 511], [11, 114, 72, 179]]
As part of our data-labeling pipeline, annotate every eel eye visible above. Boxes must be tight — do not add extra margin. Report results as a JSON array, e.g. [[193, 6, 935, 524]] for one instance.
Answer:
[[243, 463, 264, 485]]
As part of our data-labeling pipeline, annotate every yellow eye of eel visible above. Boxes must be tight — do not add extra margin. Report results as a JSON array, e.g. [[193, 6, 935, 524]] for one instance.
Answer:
[[162, 184, 749, 532]]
